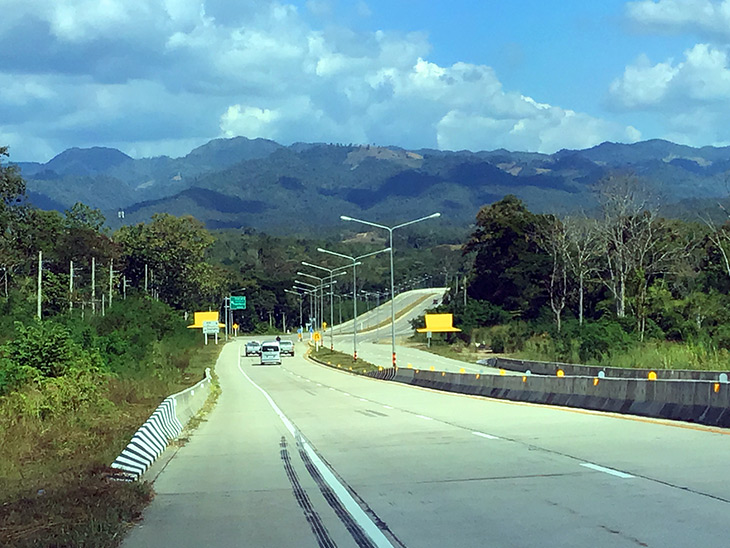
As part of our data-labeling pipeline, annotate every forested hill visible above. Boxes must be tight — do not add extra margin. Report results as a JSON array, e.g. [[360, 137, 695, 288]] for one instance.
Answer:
[[15, 137, 730, 232]]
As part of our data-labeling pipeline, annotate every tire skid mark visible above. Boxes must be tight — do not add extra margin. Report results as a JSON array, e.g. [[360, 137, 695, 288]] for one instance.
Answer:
[[280, 437, 338, 548], [295, 433, 378, 548]]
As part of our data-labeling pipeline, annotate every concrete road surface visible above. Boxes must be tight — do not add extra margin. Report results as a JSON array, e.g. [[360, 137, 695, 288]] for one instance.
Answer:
[[122, 341, 730, 548]]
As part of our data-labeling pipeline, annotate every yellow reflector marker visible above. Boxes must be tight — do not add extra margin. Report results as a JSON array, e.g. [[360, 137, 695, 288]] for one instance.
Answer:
[[522, 376, 527, 382], [476, 374, 480, 380], [715, 383, 721, 393], [442, 372, 446, 377], [499, 369, 506, 376], [328, 361, 332, 365], [430, 366, 435, 371], [459, 368, 466, 374], [407, 363, 413, 369], [557, 369, 565, 377], [648, 371, 657, 381], [378, 366, 383, 371], [593, 377, 599, 386]]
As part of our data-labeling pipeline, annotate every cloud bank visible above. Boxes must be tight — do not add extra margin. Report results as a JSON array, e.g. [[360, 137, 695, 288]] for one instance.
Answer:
[[612, 0, 730, 145], [1, 1, 639, 161]]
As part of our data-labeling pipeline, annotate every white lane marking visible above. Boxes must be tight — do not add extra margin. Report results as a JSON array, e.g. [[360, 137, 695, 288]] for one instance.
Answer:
[[415, 414, 433, 421], [359, 398, 368, 402], [383, 405, 394, 410], [472, 431, 499, 440], [237, 363, 394, 547], [580, 463, 634, 479], [342, 393, 351, 397], [316, 383, 322, 387]]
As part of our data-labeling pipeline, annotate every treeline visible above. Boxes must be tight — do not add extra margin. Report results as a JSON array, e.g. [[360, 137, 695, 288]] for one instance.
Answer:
[[438, 176, 730, 368]]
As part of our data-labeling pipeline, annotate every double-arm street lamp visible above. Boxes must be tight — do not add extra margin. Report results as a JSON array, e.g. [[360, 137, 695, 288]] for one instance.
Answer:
[[284, 288, 305, 328], [316, 247, 391, 361], [340, 213, 441, 368], [293, 280, 318, 328], [301, 261, 355, 350], [296, 270, 346, 332]]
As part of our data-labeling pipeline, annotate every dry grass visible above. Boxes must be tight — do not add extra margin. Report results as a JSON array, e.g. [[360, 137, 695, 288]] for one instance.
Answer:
[[0, 343, 223, 548]]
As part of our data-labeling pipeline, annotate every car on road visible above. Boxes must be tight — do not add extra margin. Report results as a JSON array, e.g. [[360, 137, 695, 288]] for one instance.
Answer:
[[260, 341, 281, 365], [244, 340, 261, 356], [279, 340, 294, 356]]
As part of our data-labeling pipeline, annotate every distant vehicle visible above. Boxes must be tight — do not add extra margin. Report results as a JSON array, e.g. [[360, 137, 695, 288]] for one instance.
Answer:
[[244, 341, 261, 356], [260, 341, 281, 365], [279, 340, 294, 356]]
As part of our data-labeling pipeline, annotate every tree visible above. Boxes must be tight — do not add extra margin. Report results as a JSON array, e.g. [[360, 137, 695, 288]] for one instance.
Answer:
[[564, 216, 600, 325], [535, 216, 569, 332], [116, 214, 218, 310], [464, 195, 550, 317]]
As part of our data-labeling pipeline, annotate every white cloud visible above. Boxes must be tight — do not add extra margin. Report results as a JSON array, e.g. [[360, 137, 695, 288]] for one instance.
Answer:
[[1, 0, 639, 160], [610, 43, 730, 107], [626, 0, 730, 38]]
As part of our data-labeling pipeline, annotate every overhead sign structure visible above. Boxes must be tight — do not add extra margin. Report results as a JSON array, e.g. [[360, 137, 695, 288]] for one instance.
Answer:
[[230, 296, 247, 310]]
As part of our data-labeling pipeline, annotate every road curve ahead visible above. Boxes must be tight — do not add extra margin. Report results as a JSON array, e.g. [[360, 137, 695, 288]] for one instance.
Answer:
[[122, 340, 730, 548]]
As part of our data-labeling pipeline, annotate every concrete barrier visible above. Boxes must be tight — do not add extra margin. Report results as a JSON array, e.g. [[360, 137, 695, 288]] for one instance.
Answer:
[[110, 368, 213, 481], [371, 367, 730, 428], [480, 357, 730, 382]]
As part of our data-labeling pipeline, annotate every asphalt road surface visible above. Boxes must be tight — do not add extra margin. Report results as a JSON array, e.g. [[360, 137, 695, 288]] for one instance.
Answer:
[[121, 341, 730, 548]]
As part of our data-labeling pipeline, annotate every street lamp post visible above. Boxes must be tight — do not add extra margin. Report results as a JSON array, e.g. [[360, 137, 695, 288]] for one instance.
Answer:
[[340, 213, 440, 368], [317, 247, 391, 362], [302, 262, 353, 350], [284, 288, 305, 328], [294, 280, 318, 329]]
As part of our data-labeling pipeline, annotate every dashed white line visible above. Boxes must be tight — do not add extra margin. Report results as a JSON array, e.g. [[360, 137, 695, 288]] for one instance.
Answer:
[[472, 431, 499, 440], [342, 393, 351, 397], [359, 398, 368, 402], [383, 405, 394, 410], [415, 414, 433, 421], [580, 463, 634, 479]]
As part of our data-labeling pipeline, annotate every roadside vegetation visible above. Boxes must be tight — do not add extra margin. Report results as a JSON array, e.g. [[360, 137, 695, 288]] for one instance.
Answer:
[[417, 178, 730, 371], [308, 345, 380, 374]]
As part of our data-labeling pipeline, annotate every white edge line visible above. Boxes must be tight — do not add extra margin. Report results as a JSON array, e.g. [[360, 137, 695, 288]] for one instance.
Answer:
[[472, 431, 499, 440], [580, 463, 634, 479], [237, 363, 395, 548]]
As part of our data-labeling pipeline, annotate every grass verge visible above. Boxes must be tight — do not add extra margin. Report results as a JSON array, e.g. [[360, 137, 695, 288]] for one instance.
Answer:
[[0, 343, 223, 548], [308, 346, 380, 374]]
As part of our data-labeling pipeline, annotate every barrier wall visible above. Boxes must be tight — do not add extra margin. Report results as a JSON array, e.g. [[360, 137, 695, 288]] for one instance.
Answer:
[[480, 357, 730, 382], [366, 367, 730, 428], [110, 367, 213, 481]]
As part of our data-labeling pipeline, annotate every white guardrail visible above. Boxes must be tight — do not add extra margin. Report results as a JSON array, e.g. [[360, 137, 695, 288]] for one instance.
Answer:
[[110, 367, 213, 481]]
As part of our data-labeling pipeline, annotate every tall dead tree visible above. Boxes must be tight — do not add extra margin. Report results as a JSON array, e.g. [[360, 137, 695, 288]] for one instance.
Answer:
[[564, 216, 599, 326], [535, 216, 569, 332]]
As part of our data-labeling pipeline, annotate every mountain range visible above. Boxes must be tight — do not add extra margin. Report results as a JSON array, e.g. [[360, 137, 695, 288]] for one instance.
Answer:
[[13, 137, 730, 233]]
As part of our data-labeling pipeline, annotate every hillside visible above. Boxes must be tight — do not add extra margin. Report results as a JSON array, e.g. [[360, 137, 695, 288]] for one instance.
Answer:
[[15, 138, 730, 231]]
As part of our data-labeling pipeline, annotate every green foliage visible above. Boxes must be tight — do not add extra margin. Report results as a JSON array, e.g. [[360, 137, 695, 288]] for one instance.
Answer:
[[464, 195, 550, 317], [1, 321, 99, 381], [116, 213, 219, 310]]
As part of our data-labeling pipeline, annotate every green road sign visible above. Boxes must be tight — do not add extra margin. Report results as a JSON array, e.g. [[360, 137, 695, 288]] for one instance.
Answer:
[[230, 295, 247, 310]]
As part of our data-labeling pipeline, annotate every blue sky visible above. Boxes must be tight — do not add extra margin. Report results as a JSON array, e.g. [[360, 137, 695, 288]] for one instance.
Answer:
[[2, 0, 730, 162]]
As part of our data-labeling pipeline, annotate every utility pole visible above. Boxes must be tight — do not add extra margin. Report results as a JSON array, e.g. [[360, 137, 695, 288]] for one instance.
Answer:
[[69, 260, 74, 311], [37, 251, 42, 320], [109, 259, 113, 309], [144, 263, 148, 293]]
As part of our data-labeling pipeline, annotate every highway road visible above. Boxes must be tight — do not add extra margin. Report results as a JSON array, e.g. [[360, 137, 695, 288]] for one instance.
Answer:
[[330, 288, 514, 375], [122, 340, 730, 548]]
